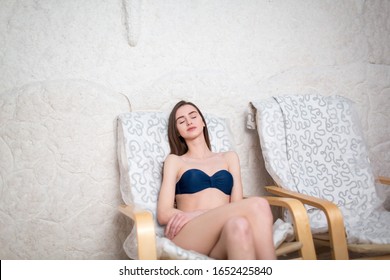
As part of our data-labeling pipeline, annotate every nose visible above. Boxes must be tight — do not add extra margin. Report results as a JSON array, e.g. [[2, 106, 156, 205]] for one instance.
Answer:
[[186, 118, 192, 126]]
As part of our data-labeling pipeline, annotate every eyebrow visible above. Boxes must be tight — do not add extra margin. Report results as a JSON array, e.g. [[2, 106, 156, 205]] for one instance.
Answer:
[[176, 111, 198, 121]]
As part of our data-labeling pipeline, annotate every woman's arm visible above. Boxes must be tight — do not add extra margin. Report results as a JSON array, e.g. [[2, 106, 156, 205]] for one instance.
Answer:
[[157, 154, 206, 239], [225, 151, 244, 202], [157, 154, 182, 226]]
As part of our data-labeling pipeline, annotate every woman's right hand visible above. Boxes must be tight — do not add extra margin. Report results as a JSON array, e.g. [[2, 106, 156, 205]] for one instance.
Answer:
[[165, 210, 205, 240]]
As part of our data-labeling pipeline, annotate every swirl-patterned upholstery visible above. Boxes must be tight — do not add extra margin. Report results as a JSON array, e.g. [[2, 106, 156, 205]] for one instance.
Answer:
[[117, 111, 295, 260], [249, 94, 390, 245]]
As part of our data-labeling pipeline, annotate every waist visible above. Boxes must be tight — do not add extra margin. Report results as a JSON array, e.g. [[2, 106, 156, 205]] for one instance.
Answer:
[[175, 189, 230, 211]]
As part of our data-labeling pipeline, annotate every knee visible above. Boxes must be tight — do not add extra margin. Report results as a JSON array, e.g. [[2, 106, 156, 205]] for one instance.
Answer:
[[224, 217, 253, 244], [245, 197, 273, 224]]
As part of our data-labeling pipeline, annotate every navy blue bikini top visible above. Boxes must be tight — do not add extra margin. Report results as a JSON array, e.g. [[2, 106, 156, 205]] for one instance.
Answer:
[[175, 169, 233, 195]]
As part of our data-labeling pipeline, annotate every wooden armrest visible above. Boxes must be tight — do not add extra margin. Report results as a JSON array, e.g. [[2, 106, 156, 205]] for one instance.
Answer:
[[377, 176, 390, 185], [264, 196, 316, 260], [118, 204, 157, 260], [265, 186, 349, 260]]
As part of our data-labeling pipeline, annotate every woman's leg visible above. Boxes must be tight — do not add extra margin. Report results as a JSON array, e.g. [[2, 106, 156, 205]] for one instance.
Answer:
[[208, 216, 256, 259], [171, 197, 276, 259]]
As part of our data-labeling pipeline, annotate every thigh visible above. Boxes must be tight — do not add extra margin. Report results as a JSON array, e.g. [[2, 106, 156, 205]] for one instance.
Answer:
[[172, 198, 263, 255]]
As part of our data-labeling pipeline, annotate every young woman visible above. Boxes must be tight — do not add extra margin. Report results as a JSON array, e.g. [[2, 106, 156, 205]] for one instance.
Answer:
[[157, 100, 276, 260]]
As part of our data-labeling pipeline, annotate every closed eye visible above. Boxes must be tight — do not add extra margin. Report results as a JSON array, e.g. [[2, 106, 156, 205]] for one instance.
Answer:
[[189, 112, 198, 119]]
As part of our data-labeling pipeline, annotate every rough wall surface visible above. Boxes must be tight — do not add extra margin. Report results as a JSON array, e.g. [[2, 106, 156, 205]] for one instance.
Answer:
[[0, 0, 389, 259], [0, 80, 131, 259]]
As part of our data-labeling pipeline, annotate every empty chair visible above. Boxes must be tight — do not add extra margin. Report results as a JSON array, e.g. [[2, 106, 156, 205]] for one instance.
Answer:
[[248, 94, 390, 259]]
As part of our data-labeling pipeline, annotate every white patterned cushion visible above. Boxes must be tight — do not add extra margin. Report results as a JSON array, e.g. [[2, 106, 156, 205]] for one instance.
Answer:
[[250, 94, 390, 244]]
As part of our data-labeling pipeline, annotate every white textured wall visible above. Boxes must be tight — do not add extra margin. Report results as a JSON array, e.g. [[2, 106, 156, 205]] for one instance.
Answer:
[[0, 0, 389, 259]]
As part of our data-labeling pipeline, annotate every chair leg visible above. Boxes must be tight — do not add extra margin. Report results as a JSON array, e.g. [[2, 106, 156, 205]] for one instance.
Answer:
[[119, 204, 158, 260], [265, 196, 317, 260]]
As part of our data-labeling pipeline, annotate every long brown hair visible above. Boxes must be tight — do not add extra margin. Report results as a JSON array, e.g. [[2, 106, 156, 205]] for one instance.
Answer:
[[168, 100, 211, 155]]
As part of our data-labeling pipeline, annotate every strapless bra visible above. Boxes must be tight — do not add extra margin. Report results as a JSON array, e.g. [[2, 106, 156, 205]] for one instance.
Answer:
[[175, 169, 233, 195]]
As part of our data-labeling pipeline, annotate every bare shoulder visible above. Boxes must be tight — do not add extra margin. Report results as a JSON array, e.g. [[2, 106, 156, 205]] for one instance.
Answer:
[[164, 153, 181, 166], [165, 153, 180, 161], [222, 150, 240, 164], [164, 153, 188, 170], [162, 154, 183, 178]]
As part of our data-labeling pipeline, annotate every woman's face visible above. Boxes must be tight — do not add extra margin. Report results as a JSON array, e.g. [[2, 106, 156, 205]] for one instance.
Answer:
[[175, 104, 205, 140]]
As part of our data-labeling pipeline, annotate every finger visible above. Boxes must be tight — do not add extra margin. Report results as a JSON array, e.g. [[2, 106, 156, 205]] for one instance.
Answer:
[[169, 215, 181, 237], [165, 216, 175, 239], [172, 215, 187, 237], [169, 214, 184, 238], [166, 213, 183, 239]]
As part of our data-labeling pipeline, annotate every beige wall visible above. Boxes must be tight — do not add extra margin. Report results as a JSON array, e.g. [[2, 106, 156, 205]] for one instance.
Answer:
[[0, 0, 389, 259]]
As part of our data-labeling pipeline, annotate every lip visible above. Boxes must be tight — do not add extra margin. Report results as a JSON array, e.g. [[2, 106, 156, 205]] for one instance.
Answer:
[[187, 126, 196, 132]]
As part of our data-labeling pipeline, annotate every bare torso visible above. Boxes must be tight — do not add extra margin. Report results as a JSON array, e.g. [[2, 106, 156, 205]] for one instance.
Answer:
[[174, 152, 231, 212]]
